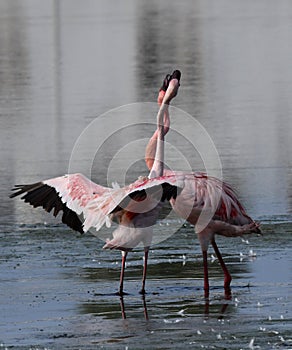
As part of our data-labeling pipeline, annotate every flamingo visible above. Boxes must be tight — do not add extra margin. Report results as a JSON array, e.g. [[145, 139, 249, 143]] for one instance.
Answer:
[[145, 70, 260, 298], [10, 73, 181, 295]]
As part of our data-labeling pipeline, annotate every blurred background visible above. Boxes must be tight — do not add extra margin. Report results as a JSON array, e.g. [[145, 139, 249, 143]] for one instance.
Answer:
[[1, 0, 292, 224], [1, 1, 292, 348]]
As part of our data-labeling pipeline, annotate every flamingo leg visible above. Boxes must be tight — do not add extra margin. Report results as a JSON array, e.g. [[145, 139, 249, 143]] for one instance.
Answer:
[[202, 250, 209, 299], [140, 247, 149, 295], [211, 239, 232, 297], [118, 251, 128, 295]]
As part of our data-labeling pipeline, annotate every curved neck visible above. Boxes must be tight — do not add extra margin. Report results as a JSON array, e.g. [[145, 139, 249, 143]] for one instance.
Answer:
[[145, 76, 179, 174]]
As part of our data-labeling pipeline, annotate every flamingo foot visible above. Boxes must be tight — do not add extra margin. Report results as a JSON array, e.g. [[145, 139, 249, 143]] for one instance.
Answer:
[[139, 288, 147, 295], [115, 290, 129, 296], [239, 221, 261, 234]]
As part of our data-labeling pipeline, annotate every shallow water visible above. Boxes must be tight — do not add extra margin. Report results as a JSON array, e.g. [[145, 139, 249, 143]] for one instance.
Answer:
[[1, 1, 292, 349], [0, 221, 291, 349]]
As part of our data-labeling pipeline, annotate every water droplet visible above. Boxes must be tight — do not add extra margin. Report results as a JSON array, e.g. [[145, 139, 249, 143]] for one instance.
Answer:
[[163, 319, 182, 324], [249, 249, 256, 257], [248, 337, 255, 349], [177, 309, 185, 316]]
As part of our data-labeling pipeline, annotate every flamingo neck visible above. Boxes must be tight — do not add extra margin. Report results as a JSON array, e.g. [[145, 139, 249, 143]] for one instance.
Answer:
[[148, 103, 167, 179], [145, 107, 170, 171]]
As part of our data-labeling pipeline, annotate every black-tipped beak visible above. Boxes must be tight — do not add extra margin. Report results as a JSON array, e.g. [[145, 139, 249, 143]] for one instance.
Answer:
[[171, 70, 181, 82], [161, 71, 181, 104], [160, 74, 172, 92]]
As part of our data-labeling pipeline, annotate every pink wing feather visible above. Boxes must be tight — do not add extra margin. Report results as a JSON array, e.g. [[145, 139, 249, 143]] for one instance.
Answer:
[[11, 173, 182, 234], [164, 170, 255, 226], [44, 173, 109, 215], [10, 173, 110, 233], [82, 175, 183, 233]]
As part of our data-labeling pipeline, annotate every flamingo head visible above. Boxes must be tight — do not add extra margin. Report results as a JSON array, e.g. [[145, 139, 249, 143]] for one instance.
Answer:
[[157, 70, 181, 105], [157, 74, 171, 105], [163, 70, 181, 104]]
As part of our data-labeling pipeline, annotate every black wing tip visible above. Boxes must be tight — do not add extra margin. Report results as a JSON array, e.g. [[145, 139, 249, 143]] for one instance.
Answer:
[[10, 182, 44, 198], [10, 181, 84, 234], [62, 207, 84, 234]]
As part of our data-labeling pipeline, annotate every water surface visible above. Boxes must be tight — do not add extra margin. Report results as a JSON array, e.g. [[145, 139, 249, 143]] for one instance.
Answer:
[[0, 1, 291, 349]]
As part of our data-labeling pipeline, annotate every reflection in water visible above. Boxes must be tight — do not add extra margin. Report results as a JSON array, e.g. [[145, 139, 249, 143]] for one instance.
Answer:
[[1, 1, 292, 348], [78, 291, 233, 321], [119, 295, 232, 321], [1, 223, 290, 348], [1, 0, 292, 223], [119, 295, 149, 320]]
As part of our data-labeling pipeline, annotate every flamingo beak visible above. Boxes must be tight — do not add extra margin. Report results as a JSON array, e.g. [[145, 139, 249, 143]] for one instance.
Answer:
[[157, 74, 171, 105], [161, 70, 181, 105], [160, 74, 172, 92]]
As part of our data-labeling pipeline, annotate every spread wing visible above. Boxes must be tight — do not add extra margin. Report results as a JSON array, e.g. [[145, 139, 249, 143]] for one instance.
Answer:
[[10, 173, 109, 234], [10, 173, 183, 234]]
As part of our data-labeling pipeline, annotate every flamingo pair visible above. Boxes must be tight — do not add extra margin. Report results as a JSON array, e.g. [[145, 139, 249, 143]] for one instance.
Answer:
[[10, 70, 260, 298]]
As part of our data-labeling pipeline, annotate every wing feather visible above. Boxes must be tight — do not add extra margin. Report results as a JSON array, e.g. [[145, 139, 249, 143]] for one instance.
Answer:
[[82, 175, 183, 233], [10, 173, 109, 233], [166, 171, 256, 227], [10, 181, 84, 233], [11, 173, 183, 235]]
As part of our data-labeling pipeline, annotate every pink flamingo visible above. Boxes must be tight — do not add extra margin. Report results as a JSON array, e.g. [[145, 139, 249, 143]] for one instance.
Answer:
[[145, 70, 260, 298], [10, 74, 181, 295]]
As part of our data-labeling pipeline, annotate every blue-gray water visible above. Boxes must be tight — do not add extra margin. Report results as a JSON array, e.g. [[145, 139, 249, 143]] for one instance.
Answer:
[[0, 1, 291, 349]]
